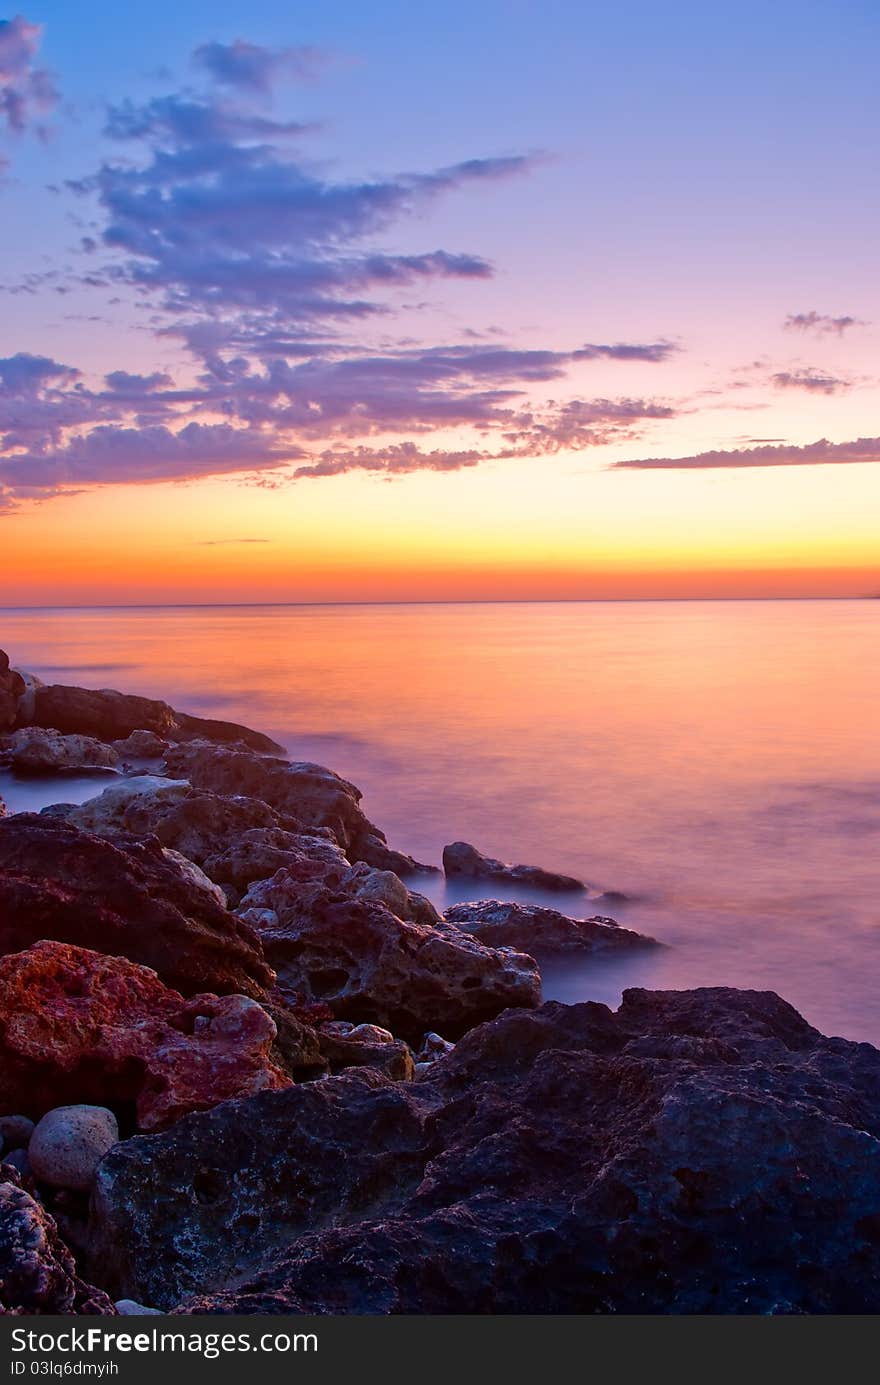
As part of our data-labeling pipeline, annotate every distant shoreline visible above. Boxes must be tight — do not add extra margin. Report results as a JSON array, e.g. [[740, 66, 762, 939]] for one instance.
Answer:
[[0, 596, 877, 612]]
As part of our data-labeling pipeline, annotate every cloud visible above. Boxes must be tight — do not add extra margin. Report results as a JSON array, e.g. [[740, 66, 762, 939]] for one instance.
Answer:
[[784, 311, 866, 336], [193, 39, 328, 92], [0, 14, 57, 141], [771, 368, 851, 395], [612, 437, 880, 470], [0, 422, 298, 494], [0, 42, 680, 502]]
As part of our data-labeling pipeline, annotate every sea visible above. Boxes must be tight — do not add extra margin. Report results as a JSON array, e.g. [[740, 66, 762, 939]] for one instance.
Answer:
[[1, 599, 877, 1042]]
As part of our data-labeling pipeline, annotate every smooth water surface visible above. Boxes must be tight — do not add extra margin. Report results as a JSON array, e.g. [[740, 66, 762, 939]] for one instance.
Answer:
[[1, 601, 877, 1041]]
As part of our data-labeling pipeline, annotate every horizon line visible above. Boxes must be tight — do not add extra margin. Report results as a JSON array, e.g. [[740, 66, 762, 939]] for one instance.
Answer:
[[1, 596, 878, 612]]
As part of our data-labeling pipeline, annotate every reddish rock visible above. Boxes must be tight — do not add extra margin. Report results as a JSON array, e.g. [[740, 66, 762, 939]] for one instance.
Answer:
[[29, 683, 283, 755], [0, 650, 25, 732], [238, 871, 541, 1042], [0, 814, 275, 999], [1, 1173, 117, 1315], [0, 941, 292, 1131], [164, 741, 436, 874], [442, 840, 585, 892]]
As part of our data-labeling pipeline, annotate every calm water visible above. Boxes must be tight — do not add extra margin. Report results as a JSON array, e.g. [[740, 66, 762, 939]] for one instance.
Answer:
[[1, 601, 878, 1042]]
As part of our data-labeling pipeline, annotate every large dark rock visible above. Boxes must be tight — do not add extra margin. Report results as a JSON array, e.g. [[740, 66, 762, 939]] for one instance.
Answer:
[[88, 987, 880, 1314], [0, 649, 25, 732], [0, 814, 274, 999], [163, 742, 436, 874], [445, 900, 658, 958], [1, 1172, 116, 1315], [29, 683, 283, 755], [442, 840, 584, 892], [238, 871, 541, 1042]]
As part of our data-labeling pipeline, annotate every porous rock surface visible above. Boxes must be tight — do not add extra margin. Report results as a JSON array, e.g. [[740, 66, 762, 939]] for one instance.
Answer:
[[86, 988, 880, 1315]]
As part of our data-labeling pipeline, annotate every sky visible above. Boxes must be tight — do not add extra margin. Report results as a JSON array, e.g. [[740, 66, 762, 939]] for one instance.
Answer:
[[0, 0, 878, 603]]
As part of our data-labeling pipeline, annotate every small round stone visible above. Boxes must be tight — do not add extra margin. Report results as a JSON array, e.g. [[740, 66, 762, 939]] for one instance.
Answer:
[[0, 1115, 36, 1151], [114, 1300, 163, 1316], [28, 1106, 119, 1191]]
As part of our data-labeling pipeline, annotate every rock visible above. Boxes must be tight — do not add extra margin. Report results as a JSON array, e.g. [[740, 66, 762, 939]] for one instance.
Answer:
[[0, 795, 5, 818], [0, 941, 292, 1131], [63, 775, 191, 832], [115, 1299, 162, 1315], [0, 1114, 35, 1150], [204, 827, 347, 904], [1, 1174, 116, 1315], [29, 1106, 119, 1191], [0, 814, 275, 999], [88, 1069, 429, 1307], [417, 1032, 455, 1063], [112, 729, 170, 760], [445, 900, 658, 958], [28, 682, 283, 755], [164, 742, 436, 874], [0, 650, 25, 732], [86, 986, 880, 1315], [341, 862, 441, 926], [317, 1022, 415, 1082], [3, 1148, 31, 1179], [4, 727, 120, 775], [162, 849, 229, 909], [239, 871, 541, 1042], [442, 841, 585, 892]]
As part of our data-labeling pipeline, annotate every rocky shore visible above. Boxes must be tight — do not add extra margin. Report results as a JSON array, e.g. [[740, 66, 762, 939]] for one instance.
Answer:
[[2, 647, 879, 1315]]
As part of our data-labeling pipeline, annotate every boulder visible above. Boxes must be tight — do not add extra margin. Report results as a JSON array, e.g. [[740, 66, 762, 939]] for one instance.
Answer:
[[238, 872, 541, 1042], [1, 1174, 116, 1315], [86, 987, 880, 1315], [88, 1069, 429, 1307], [4, 726, 120, 774], [0, 941, 292, 1131], [29, 682, 283, 755], [112, 730, 170, 760], [317, 1022, 415, 1082], [164, 742, 436, 874], [0, 650, 25, 732], [204, 827, 347, 904], [0, 814, 275, 999], [442, 841, 585, 892], [0, 1114, 35, 1150], [445, 900, 658, 958], [29, 1106, 119, 1191]]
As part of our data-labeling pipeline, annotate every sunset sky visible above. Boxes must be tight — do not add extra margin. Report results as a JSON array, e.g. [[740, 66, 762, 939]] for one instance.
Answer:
[[1, 0, 878, 603]]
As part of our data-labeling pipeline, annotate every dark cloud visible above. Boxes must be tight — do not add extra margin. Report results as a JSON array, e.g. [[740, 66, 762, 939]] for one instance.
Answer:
[[0, 14, 57, 142], [0, 352, 79, 392], [771, 368, 851, 395], [784, 312, 866, 336], [612, 437, 880, 470], [193, 39, 328, 92]]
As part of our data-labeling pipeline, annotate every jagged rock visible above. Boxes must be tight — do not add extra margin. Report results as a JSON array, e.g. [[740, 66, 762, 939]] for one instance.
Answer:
[[28, 682, 283, 755], [1, 1173, 116, 1315], [163, 742, 436, 874], [3, 727, 120, 775], [29, 1106, 120, 1191], [85, 987, 880, 1315], [204, 827, 346, 905], [0, 650, 25, 733], [317, 1022, 415, 1081], [238, 872, 541, 1042], [88, 1069, 429, 1307], [0, 814, 274, 999], [112, 730, 170, 760], [445, 900, 658, 958], [442, 841, 585, 892], [115, 1299, 162, 1315], [0, 941, 291, 1131]]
